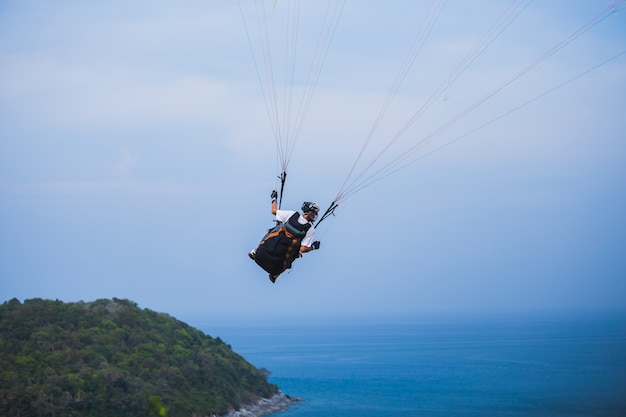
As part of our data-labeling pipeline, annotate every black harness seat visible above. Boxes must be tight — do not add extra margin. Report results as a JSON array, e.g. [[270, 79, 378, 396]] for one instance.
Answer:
[[254, 212, 312, 276]]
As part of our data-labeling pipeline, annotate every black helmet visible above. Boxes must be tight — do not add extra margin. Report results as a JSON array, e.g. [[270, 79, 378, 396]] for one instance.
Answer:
[[301, 202, 320, 214]]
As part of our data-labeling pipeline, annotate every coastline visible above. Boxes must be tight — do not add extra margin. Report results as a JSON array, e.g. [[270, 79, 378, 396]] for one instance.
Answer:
[[221, 392, 302, 417]]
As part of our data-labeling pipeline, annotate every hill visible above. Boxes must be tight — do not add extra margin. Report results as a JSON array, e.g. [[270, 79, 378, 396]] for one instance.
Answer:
[[0, 298, 290, 417]]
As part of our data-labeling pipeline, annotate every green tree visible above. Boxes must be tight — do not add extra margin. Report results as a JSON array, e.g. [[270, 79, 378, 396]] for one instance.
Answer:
[[0, 298, 279, 417]]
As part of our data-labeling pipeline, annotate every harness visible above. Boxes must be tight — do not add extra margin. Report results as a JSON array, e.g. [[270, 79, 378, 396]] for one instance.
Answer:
[[254, 212, 312, 275]]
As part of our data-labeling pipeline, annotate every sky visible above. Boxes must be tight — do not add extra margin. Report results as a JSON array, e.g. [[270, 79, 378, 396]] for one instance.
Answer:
[[1, 0, 625, 324]]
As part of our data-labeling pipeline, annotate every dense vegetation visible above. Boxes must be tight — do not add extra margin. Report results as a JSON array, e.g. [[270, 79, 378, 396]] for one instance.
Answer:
[[0, 298, 278, 417]]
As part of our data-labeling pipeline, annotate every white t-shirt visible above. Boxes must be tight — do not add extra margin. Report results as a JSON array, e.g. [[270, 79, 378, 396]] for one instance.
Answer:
[[276, 209, 316, 247]]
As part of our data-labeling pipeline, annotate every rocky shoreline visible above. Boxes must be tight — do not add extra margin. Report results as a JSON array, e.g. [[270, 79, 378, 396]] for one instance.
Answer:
[[221, 392, 302, 417]]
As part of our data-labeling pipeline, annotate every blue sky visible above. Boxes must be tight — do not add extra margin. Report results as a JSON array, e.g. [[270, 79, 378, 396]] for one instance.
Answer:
[[1, 0, 625, 323]]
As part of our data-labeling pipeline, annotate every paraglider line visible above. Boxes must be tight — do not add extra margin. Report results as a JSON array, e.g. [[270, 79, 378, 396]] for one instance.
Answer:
[[336, 0, 623, 202], [338, 48, 626, 202]]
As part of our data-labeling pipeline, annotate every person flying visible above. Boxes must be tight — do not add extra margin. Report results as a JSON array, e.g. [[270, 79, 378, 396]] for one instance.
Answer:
[[249, 190, 321, 283]]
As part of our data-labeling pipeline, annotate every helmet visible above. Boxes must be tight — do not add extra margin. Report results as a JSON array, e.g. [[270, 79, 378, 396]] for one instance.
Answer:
[[301, 201, 320, 214]]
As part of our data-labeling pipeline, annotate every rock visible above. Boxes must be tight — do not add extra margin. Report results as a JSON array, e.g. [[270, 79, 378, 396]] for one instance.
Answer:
[[221, 392, 303, 417]]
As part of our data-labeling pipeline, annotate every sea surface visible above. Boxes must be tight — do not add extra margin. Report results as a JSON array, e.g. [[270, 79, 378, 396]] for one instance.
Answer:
[[196, 315, 626, 417]]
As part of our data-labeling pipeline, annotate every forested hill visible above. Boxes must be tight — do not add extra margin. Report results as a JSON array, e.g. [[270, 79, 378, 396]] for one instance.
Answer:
[[0, 298, 279, 417]]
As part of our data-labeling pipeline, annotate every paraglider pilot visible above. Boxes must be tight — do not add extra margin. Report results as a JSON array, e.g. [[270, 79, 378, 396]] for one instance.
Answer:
[[249, 190, 321, 283]]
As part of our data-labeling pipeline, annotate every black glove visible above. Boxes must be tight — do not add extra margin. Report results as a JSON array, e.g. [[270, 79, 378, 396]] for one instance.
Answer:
[[311, 241, 320, 250], [270, 190, 278, 200]]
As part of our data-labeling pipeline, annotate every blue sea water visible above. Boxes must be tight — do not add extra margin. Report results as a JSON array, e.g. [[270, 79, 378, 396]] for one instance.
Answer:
[[197, 315, 626, 417]]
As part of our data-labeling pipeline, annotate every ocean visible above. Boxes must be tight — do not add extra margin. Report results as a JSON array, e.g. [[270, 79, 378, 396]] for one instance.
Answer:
[[197, 315, 626, 417]]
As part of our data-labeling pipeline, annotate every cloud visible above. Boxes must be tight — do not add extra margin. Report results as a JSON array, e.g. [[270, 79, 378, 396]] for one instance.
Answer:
[[1, 1, 625, 319], [0, 55, 248, 131]]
